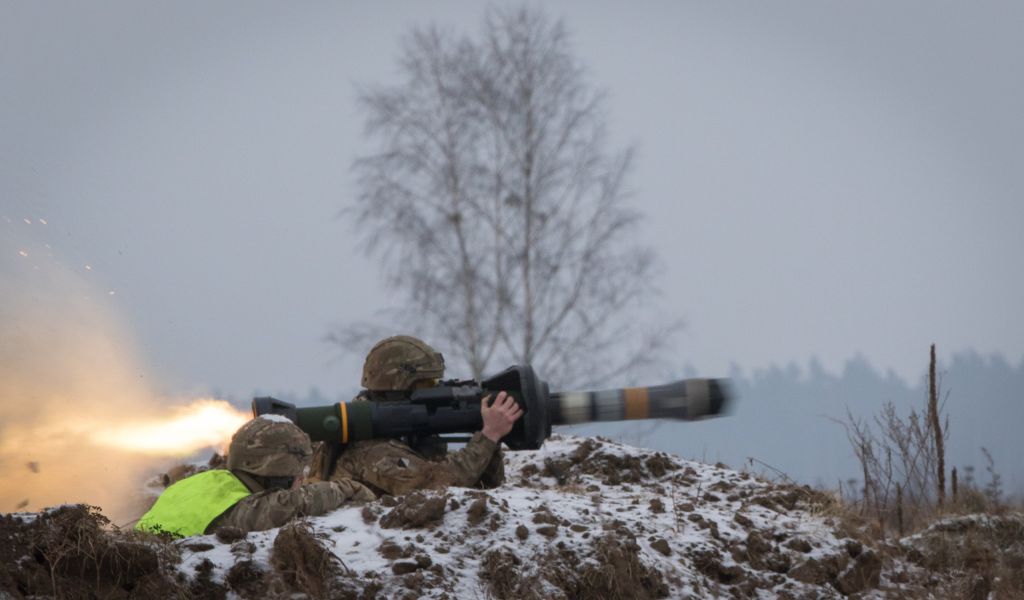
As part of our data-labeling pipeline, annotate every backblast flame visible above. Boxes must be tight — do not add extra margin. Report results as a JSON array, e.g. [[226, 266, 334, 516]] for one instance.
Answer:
[[90, 399, 249, 456]]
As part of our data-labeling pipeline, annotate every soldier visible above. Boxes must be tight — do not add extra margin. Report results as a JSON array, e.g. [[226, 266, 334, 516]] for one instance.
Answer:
[[136, 416, 375, 537], [309, 335, 523, 496]]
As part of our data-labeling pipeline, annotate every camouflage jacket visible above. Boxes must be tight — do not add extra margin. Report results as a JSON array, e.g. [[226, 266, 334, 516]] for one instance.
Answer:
[[206, 471, 375, 534], [309, 433, 505, 497]]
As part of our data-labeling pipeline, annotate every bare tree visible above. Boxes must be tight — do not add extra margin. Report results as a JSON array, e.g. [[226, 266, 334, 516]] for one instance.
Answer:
[[335, 7, 674, 387]]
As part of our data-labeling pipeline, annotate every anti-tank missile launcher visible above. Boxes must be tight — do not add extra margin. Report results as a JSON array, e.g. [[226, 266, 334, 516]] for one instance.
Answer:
[[252, 365, 731, 450]]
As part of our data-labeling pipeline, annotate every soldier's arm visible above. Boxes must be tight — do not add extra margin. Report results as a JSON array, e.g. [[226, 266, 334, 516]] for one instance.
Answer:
[[438, 432, 502, 487], [207, 479, 375, 533], [338, 392, 519, 495], [418, 392, 519, 487], [331, 437, 496, 496]]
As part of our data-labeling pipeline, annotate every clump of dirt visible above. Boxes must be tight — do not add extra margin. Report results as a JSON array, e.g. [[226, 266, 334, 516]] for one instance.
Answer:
[[213, 525, 246, 544], [541, 457, 572, 485], [190, 557, 227, 600], [835, 549, 882, 595], [689, 545, 738, 583], [748, 484, 836, 514], [541, 445, 682, 487], [569, 437, 601, 462], [270, 521, 343, 599], [519, 463, 540, 478], [466, 497, 488, 526], [224, 559, 274, 599], [380, 491, 447, 529], [480, 529, 668, 600], [391, 561, 418, 575], [643, 453, 679, 478], [479, 548, 527, 599], [650, 538, 671, 556], [531, 506, 559, 525], [569, 531, 668, 599], [378, 540, 414, 560], [0, 504, 184, 599]]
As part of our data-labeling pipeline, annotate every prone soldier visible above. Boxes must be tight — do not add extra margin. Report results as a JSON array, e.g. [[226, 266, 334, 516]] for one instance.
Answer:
[[308, 335, 523, 496], [136, 416, 375, 537]]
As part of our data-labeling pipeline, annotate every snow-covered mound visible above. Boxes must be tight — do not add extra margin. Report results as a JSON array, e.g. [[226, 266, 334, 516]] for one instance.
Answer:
[[168, 434, 883, 599], [7, 434, 1021, 598]]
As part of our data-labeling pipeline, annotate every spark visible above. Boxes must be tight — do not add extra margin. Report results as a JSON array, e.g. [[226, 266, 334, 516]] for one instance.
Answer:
[[18, 250, 28, 257], [108, 290, 116, 295], [39, 218, 48, 225], [84, 265, 92, 271], [23, 218, 32, 225]]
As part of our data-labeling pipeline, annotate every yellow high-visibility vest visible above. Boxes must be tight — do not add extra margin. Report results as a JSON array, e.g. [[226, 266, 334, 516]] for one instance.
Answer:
[[135, 469, 251, 537]]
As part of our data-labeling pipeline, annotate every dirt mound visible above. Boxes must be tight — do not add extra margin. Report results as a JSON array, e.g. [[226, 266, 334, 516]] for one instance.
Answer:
[[11, 435, 982, 598], [0, 504, 183, 599]]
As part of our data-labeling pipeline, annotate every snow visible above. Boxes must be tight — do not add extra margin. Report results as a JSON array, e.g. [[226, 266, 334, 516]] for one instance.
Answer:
[[168, 434, 877, 598], [258, 413, 294, 424]]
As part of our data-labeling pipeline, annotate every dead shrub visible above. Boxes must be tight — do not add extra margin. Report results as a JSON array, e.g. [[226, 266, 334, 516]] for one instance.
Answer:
[[835, 345, 950, 535], [0, 504, 184, 599], [270, 521, 345, 599]]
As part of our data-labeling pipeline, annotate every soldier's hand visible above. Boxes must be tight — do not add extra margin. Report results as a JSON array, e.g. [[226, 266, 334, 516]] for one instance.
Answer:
[[481, 391, 524, 443]]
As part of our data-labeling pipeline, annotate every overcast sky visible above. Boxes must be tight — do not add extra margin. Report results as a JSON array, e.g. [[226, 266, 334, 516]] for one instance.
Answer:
[[3, 1, 1022, 401]]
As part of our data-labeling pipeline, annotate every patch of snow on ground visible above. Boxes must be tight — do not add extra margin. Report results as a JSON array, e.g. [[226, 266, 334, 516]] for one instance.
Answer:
[[172, 434, 882, 598]]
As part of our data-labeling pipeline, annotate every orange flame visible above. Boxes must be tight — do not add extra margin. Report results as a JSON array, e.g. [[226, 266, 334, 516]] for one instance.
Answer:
[[90, 399, 249, 456]]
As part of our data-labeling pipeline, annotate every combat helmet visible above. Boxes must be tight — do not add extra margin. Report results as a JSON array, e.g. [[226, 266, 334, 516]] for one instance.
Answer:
[[362, 335, 445, 391], [227, 416, 312, 478]]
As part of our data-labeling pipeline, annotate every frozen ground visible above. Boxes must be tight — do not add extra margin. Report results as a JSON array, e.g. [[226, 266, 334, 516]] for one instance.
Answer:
[[8, 434, 1011, 598], [172, 434, 887, 599]]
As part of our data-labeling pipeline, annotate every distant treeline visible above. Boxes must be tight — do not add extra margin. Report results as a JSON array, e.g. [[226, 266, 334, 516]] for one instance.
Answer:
[[567, 351, 1024, 497]]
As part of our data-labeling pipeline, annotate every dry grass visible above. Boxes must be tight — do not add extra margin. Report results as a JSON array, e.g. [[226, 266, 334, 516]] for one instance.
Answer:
[[830, 346, 1024, 597]]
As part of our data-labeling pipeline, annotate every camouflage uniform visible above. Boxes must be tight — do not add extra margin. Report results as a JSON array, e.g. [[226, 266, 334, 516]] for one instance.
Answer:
[[213, 417, 374, 535], [309, 336, 506, 496], [209, 471, 374, 533], [312, 433, 504, 496]]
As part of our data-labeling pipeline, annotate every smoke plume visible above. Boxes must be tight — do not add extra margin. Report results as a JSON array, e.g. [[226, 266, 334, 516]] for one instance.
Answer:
[[0, 223, 247, 525]]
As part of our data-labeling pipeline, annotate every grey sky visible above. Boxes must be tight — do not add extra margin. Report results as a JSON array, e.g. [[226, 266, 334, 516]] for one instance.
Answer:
[[3, 1, 1022, 400]]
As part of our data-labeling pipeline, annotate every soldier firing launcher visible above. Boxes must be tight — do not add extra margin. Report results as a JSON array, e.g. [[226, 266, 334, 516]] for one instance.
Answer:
[[252, 365, 731, 450]]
